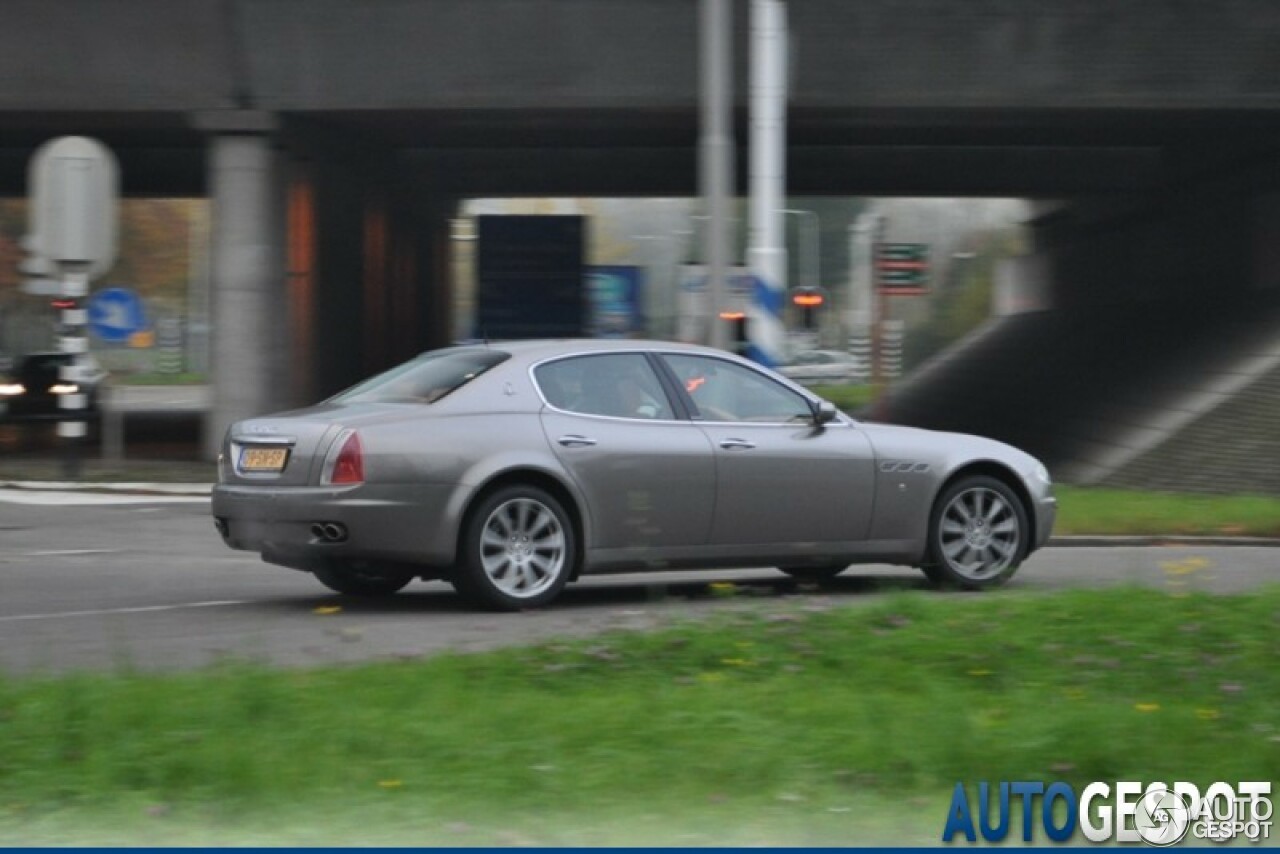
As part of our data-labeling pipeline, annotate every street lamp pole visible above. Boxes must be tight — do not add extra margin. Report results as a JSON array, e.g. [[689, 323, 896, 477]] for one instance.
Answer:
[[871, 215, 889, 419], [746, 0, 788, 366], [699, 0, 733, 351], [782, 208, 820, 291]]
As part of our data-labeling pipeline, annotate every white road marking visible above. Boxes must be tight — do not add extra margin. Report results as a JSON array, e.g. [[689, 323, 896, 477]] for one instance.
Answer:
[[0, 599, 252, 623], [20, 549, 120, 557], [0, 489, 209, 506]]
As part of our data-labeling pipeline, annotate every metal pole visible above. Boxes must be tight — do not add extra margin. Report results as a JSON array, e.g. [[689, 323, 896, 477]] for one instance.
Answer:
[[871, 216, 888, 420], [746, 0, 787, 366], [101, 382, 124, 463], [783, 208, 819, 290], [700, 0, 733, 351], [847, 213, 876, 382]]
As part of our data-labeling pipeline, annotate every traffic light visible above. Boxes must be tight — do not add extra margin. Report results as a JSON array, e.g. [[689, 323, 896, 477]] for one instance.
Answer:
[[791, 286, 826, 331], [719, 310, 748, 356]]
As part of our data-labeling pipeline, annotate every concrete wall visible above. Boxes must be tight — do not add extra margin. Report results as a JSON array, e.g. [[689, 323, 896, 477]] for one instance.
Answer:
[[0, 0, 235, 110], [1034, 153, 1280, 309], [882, 150, 1280, 489], [1, 1, 1277, 113], [276, 122, 452, 404], [792, 0, 1280, 110], [4, 0, 1279, 470]]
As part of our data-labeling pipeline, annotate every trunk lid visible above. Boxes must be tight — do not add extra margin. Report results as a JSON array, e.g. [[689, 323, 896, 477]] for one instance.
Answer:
[[223, 402, 427, 486]]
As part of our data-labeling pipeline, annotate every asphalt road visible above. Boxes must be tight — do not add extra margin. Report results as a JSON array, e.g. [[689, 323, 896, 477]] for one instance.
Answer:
[[1, 490, 1276, 674]]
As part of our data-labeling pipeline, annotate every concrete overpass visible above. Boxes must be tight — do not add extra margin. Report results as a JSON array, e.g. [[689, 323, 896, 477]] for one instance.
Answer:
[[1, 0, 1279, 482]]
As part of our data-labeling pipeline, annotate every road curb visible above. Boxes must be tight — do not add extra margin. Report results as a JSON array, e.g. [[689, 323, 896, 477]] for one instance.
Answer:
[[0, 480, 212, 497], [1049, 535, 1280, 548]]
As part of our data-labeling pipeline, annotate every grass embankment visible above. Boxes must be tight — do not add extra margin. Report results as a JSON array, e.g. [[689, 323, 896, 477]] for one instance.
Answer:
[[810, 382, 875, 412], [2, 587, 1277, 845], [114, 372, 207, 386], [1055, 486, 1280, 537]]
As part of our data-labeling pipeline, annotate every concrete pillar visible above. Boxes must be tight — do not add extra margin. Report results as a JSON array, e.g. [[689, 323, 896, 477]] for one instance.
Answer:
[[204, 133, 285, 459]]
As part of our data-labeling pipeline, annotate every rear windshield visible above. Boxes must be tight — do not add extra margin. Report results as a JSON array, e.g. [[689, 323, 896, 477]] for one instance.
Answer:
[[330, 349, 510, 405]]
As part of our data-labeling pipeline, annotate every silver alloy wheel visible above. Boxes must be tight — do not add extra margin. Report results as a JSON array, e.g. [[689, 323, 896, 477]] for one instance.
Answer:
[[937, 486, 1021, 581], [478, 497, 566, 599]]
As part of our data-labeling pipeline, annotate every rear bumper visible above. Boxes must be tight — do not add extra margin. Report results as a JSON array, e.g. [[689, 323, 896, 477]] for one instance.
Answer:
[[211, 481, 460, 570]]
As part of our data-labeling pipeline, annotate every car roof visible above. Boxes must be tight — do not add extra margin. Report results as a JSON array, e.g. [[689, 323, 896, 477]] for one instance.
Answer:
[[440, 338, 732, 363]]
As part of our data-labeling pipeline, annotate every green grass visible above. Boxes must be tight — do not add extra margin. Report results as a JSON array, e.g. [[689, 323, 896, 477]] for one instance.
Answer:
[[1055, 485, 1280, 537], [2, 586, 1277, 845], [114, 371, 207, 386], [809, 382, 876, 411]]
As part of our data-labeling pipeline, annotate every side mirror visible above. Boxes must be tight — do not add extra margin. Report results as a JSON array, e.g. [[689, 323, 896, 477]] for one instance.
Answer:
[[812, 399, 838, 425]]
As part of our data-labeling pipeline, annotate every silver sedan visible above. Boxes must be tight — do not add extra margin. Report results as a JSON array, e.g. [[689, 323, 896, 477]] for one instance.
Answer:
[[212, 340, 1056, 609]]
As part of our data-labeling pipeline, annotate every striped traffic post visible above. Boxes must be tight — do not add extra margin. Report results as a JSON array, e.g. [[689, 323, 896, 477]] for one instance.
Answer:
[[55, 271, 91, 476], [27, 136, 119, 477]]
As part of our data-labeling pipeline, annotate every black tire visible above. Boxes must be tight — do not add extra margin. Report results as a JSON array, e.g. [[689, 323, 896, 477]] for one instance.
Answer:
[[313, 560, 414, 597], [451, 485, 575, 611], [779, 565, 847, 582], [923, 475, 1028, 590]]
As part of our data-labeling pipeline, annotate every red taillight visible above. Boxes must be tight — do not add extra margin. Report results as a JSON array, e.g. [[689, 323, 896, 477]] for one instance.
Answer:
[[330, 432, 364, 484]]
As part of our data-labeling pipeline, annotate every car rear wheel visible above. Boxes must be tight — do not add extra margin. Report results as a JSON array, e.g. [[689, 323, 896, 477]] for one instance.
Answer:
[[313, 560, 414, 597], [779, 565, 847, 582], [452, 485, 575, 610], [924, 475, 1028, 589]]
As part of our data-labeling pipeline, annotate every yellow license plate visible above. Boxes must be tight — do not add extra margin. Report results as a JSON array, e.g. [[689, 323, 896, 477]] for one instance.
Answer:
[[240, 447, 289, 472]]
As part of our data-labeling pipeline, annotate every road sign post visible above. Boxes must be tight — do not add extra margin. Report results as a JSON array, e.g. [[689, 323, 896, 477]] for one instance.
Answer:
[[27, 137, 120, 477], [871, 240, 930, 419]]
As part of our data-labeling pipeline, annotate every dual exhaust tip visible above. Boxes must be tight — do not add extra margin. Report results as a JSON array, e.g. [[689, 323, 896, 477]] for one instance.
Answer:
[[216, 517, 347, 544], [310, 522, 349, 543]]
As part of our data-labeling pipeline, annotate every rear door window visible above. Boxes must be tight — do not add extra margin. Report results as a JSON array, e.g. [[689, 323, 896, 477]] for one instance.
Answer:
[[534, 354, 675, 420]]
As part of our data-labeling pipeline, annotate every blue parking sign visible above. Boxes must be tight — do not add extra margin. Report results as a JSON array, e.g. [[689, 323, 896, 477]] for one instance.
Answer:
[[88, 287, 148, 342]]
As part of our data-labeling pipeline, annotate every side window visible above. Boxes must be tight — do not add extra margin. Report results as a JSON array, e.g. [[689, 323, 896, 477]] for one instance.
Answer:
[[534, 354, 675, 420], [662, 354, 813, 423]]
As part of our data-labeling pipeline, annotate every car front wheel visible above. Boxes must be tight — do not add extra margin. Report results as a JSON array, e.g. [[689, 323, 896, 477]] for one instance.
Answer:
[[452, 485, 575, 610], [924, 475, 1028, 589]]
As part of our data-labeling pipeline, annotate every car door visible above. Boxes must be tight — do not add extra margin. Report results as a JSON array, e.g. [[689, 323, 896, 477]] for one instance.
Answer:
[[658, 352, 875, 546], [535, 352, 716, 552]]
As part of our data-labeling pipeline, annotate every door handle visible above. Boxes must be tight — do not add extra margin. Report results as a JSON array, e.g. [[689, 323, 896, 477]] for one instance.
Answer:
[[718, 438, 756, 450], [557, 435, 598, 448]]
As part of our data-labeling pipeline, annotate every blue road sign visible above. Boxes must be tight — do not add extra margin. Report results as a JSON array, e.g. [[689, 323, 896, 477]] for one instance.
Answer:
[[88, 287, 147, 342]]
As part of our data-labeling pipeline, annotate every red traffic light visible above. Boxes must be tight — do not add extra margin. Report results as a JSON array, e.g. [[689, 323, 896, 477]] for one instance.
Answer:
[[50, 298, 76, 310]]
